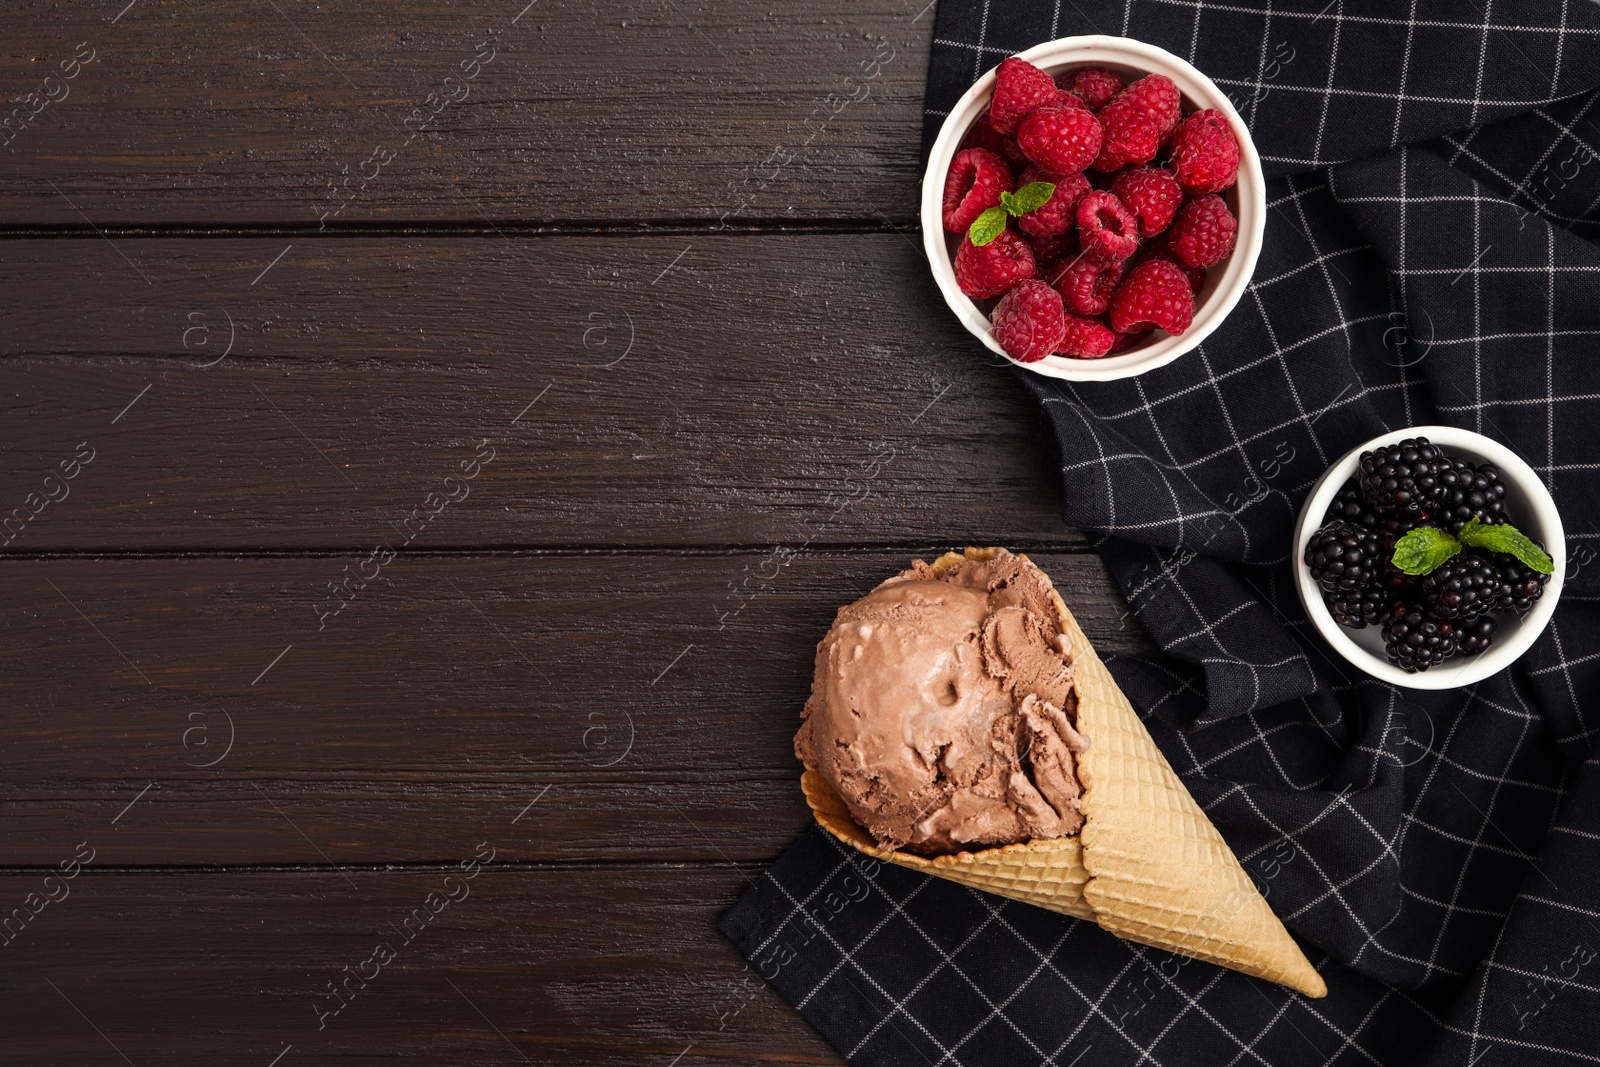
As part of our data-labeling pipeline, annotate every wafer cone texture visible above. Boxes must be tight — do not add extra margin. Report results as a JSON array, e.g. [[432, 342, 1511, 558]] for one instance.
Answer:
[[802, 548, 1326, 998]]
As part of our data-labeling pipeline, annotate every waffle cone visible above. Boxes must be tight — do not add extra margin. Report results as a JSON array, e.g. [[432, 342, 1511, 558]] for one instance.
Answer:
[[802, 548, 1326, 998]]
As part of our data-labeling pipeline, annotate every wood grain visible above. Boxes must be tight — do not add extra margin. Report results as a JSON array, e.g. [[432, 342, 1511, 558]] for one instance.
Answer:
[[0, 234, 1081, 551], [0, 550, 1149, 865], [0, 864, 842, 1065], [0, 0, 930, 227], [0, 5, 1144, 1063]]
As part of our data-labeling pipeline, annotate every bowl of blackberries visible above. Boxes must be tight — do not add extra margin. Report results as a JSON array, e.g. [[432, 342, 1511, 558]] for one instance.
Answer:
[[1294, 427, 1563, 689]]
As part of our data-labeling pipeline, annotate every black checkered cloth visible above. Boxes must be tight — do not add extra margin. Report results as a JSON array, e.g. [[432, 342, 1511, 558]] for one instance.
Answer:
[[722, 3, 1600, 1063]]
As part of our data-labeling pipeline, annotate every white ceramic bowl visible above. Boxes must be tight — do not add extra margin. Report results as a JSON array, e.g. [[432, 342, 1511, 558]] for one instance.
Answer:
[[921, 36, 1267, 382], [1293, 427, 1564, 690]]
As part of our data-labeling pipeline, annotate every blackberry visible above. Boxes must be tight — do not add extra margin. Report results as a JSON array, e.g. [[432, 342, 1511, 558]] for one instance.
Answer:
[[1305, 521, 1382, 591], [1489, 552, 1551, 616], [1437, 459, 1508, 533], [1377, 513, 1422, 594], [1456, 615, 1496, 656], [1326, 477, 1380, 528], [1357, 437, 1450, 516], [1324, 586, 1389, 629], [1419, 552, 1497, 619], [1384, 603, 1457, 673], [1306, 521, 1389, 628]]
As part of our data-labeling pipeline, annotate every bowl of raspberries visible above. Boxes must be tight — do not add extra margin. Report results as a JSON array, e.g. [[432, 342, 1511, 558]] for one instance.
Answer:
[[922, 36, 1264, 380], [1294, 427, 1564, 688]]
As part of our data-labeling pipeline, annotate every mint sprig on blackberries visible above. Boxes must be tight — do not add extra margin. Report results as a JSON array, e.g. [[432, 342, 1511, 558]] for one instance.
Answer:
[[1391, 525, 1461, 576], [967, 181, 1056, 246], [1304, 435, 1553, 672], [1458, 517, 1554, 573], [1392, 517, 1553, 577]]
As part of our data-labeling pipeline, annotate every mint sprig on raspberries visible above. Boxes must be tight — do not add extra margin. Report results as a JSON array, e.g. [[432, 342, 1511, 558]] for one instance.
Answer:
[[967, 181, 1056, 246], [1390, 518, 1553, 576], [1001, 182, 1055, 215]]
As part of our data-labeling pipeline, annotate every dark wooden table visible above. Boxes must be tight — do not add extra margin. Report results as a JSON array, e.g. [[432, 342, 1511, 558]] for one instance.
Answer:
[[0, 3, 1151, 1062]]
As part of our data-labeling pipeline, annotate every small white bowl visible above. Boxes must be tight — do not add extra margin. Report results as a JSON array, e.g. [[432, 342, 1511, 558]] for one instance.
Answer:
[[1293, 427, 1565, 690], [921, 36, 1267, 382]]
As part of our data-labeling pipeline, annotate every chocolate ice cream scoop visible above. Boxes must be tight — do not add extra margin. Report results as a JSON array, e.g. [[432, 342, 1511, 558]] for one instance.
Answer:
[[797, 547, 1328, 998], [794, 549, 1088, 856]]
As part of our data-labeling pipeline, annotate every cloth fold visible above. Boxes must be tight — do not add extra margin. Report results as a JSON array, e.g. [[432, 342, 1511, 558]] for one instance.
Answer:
[[725, 2, 1600, 1063]]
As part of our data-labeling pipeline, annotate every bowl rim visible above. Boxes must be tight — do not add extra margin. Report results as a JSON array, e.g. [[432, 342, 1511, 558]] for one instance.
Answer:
[[1291, 426, 1565, 691], [920, 34, 1267, 383]]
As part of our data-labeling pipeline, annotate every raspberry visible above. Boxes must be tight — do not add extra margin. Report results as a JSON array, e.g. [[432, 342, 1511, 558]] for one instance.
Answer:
[[1017, 104, 1103, 178], [1092, 101, 1162, 172], [989, 57, 1057, 135], [1076, 190, 1139, 263], [954, 229, 1037, 299], [959, 112, 1008, 157], [942, 148, 1015, 233], [1109, 167, 1183, 237], [1169, 109, 1241, 194], [1109, 328, 1151, 354], [1113, 74, 1183, 140], [1065, 68, 1124, 111], [1055, 88, 1092, 111], [991, 280, 1066, 363], [1110, 259, 1195, 335], [1057, 313, 1115, 358], [1015, 166, 1089, 238], [1000, 130, 1029, 167], [1138, 234, 1207, 293], [1027, 230, 1077, 271], [1168, 194, 1238, 268], [1052, 255, 1125, 317]]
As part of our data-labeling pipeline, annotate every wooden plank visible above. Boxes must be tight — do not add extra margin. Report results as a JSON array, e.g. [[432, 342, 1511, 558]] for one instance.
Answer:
[[0, 550, 1149, 865], [0, 0, 929, 226], [0, 234, 1081, 550], [0, 6, 1128, 1064], [0, 864, 844, 1065]]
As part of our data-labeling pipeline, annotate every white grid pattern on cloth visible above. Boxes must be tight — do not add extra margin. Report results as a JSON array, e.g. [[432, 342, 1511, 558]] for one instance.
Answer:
[[729, 2, 1600, 1065], [816, 876, 1086, 1065], [764, 879, 969, 1067], [793, 876, 936, 1010]]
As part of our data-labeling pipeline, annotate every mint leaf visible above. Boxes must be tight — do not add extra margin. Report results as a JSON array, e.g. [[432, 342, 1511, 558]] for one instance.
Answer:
[[1002, 181, 1056, 216], [1391, 525, 1462, 576], [967, 206, 1008, 246], [1458, 517, 1554, 574]]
